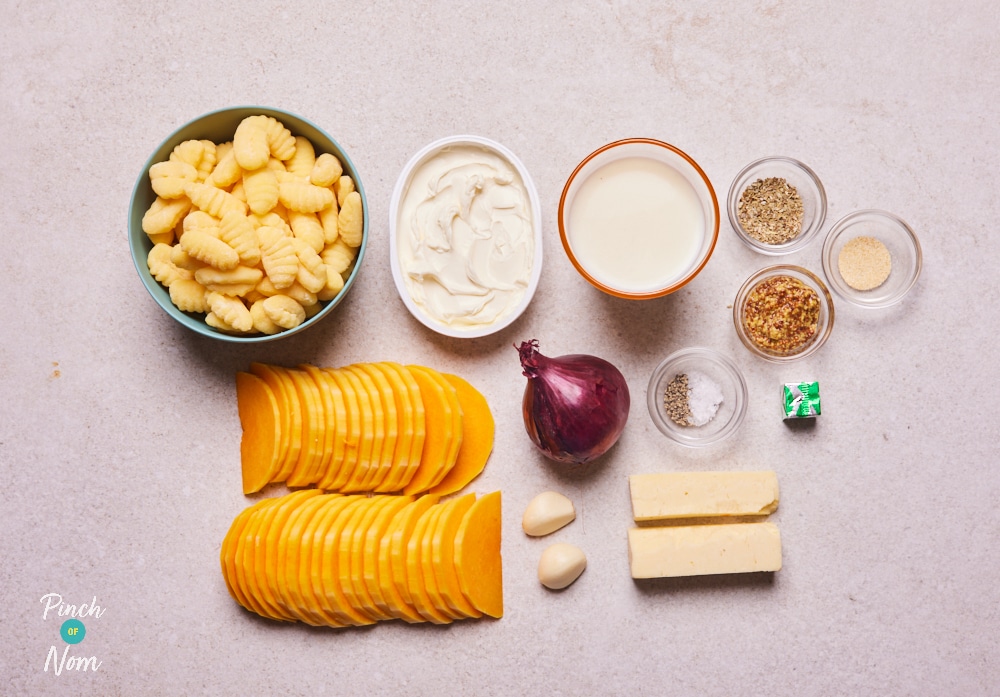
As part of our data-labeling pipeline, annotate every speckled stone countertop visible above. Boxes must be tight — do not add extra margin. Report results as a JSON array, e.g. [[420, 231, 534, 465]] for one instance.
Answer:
[[3, 2, 998, 695]]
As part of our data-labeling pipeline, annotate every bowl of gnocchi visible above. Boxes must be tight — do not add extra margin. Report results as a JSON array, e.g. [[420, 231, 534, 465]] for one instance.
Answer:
[[128, 106, 368, 342]]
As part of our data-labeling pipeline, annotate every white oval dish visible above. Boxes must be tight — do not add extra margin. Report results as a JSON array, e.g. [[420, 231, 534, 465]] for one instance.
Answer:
[[389, 135, 543, 339]]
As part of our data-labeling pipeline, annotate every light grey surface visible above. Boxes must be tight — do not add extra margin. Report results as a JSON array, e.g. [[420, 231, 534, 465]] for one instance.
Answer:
[[3, 1, 998, 695]]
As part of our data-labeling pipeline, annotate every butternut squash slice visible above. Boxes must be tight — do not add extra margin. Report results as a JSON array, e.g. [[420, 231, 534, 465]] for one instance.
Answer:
[[235, 372, 281, 494], [316, 368, 349, 491], [454, 490, 503, 618], [338, 367, 376, 492], [309, 495, 366, 626], [343, 496, 394, 621], [322, 369, 360, 492], [372, 362, 413, 493], [358, 363, 399, 492], [402, 366, 460, 495], [278, 493, 336, 626], [381, 497, 436, 623], [298, 364, 336, 487], [405, 506, 452, 624], [431, 493, 481, 618], [381, 362, 424, 491], [284, 368, 323, 487], [420, 505, 462, 620], [261, 489, 321, 622], [429, 375, 494, 496], [362, 495, 414, 617], [319, 496, 376, 625], [295, 494, 347, 628]]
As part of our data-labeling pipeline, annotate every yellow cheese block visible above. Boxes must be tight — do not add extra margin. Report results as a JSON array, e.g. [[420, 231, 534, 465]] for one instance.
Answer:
[[627, 522, 782, 579], [628, 471, 779, 522]]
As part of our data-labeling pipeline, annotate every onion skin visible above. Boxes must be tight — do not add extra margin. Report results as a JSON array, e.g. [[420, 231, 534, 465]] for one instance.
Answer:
[[517, 340, 630, 465]]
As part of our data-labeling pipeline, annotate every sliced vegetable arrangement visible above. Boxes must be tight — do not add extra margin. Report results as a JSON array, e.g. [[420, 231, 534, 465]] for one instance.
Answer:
[[236, 361, 494, 496], [220, 490, 503, 626]]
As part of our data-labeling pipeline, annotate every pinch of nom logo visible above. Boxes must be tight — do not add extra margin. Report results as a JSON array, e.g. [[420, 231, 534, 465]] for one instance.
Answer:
[[40, 593, 105, 676]]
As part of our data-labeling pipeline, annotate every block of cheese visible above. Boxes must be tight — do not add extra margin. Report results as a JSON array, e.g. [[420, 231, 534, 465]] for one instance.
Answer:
[[628, 522, 782, 579], [628, 471, 779, 522]]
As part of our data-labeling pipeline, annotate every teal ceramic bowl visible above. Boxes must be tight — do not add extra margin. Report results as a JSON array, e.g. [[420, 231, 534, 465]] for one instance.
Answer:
[[128, 106, 368, 342]]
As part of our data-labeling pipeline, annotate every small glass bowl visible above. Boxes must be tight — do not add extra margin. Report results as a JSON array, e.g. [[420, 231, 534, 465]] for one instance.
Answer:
[[727, 156, 827, 255], [821, 209, 922, 308], [733, 265, 835, 362], [647, 347, 748, 448]]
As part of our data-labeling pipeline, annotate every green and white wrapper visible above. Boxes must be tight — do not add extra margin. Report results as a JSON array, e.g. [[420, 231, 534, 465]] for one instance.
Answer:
[[783, 381, 820, 418]]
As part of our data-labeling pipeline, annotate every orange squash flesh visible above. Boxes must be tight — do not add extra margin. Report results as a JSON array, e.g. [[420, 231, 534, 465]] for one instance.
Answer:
[[232, 501, 279, 620], [295, 494, 347, 627], [319, 496, 376, 625], [420, 505, 461, 620], [284, 368, 322, 487], [406, 506, 452, 624], [298, 365, 336, 487], [363, 495, 414, 617], [323, 369, 360, 492], [277, 493, 331, 626], [381, 362, 424, 491], [235, 372, 282, 494], [316, 368, 348, 491], [308, 495, 363, 626], [375, 501, 425, 623], [402, 366, 459, 495], [339, 367, 376, 492], [454, 491, 503, 618], [385, 496, 438, 618], [359, 363, 399, 492], [372, 362, 412, 493], [346, 365, 387, 492], [344, 497, 394, 620], [221, 497, 271, 609], [429, 375, 494, 496], [260, 489, 320, 622], [431, 494, 481, 618]]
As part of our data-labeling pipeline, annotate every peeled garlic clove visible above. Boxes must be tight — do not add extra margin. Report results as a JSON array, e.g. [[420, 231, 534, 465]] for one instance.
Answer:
[[538, 543, 587, 590], [522, 491, 576, 537]]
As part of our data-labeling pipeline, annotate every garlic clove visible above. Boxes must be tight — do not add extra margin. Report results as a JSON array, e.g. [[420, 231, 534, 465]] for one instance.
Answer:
[[522, 491, 576, 537], [538, 543, 587, 590]]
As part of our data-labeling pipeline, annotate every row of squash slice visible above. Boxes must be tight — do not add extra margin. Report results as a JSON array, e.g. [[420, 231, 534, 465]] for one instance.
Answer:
[[220, 490, 503, 625], [236, 361, 494, 496]]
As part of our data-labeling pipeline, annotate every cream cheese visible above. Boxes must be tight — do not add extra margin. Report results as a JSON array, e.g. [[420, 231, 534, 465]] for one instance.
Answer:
[[396, 144, 535, 329]]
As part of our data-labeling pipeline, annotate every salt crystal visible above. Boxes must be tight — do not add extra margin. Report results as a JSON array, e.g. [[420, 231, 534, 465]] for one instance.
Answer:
[[686, 370, 724, 426]]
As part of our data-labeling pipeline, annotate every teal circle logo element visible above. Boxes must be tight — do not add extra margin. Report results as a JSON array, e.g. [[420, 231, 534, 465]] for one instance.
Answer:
[[60, 619, 86, 645]]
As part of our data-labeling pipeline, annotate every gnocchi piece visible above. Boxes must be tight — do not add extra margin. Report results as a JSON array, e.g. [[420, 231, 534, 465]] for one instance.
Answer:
[[285, 136, 315, 178], [317, 265, 345, 302], [233, 115, 270, 171], [206, 291, 253, 332], [256, 225, 299, 289], [170, 139, 216, 181], [147, 243, 193, 287], [169, 278, 209, 313], [255, 277, 317, 307], [288, 210, 325, 253], [150, 161, 199, 198], [310, 153, 343, 187], [147, 231, 175, 246], [205, 148, 243, 188], [334, 175, 355, 207], [142, 197, 191, 238], [338, 191, 364, 247], [217, 211, 261, 266], [261, 294, 306, 329], [320, 238, 357, 275], [243, 166, 280, 215], [292, 238, 328, 293], [278, 179, 335, 213], [249, 299, 281, 335], [230, 179, 247, 203], [250, 209, 292, 236], [180, 228, 240, 270], [185, 182, 248, 219], [169, 243, 206, 271], [318, 200, 339, 245], [261, 115, 297, 161], [182, 210, 219, 234], [205, 311, 242, 333], [194, 265, 263, 296]]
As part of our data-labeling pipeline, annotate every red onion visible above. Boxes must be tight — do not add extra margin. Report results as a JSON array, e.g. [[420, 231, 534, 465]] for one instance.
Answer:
[[517, 339, 630, 465]]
